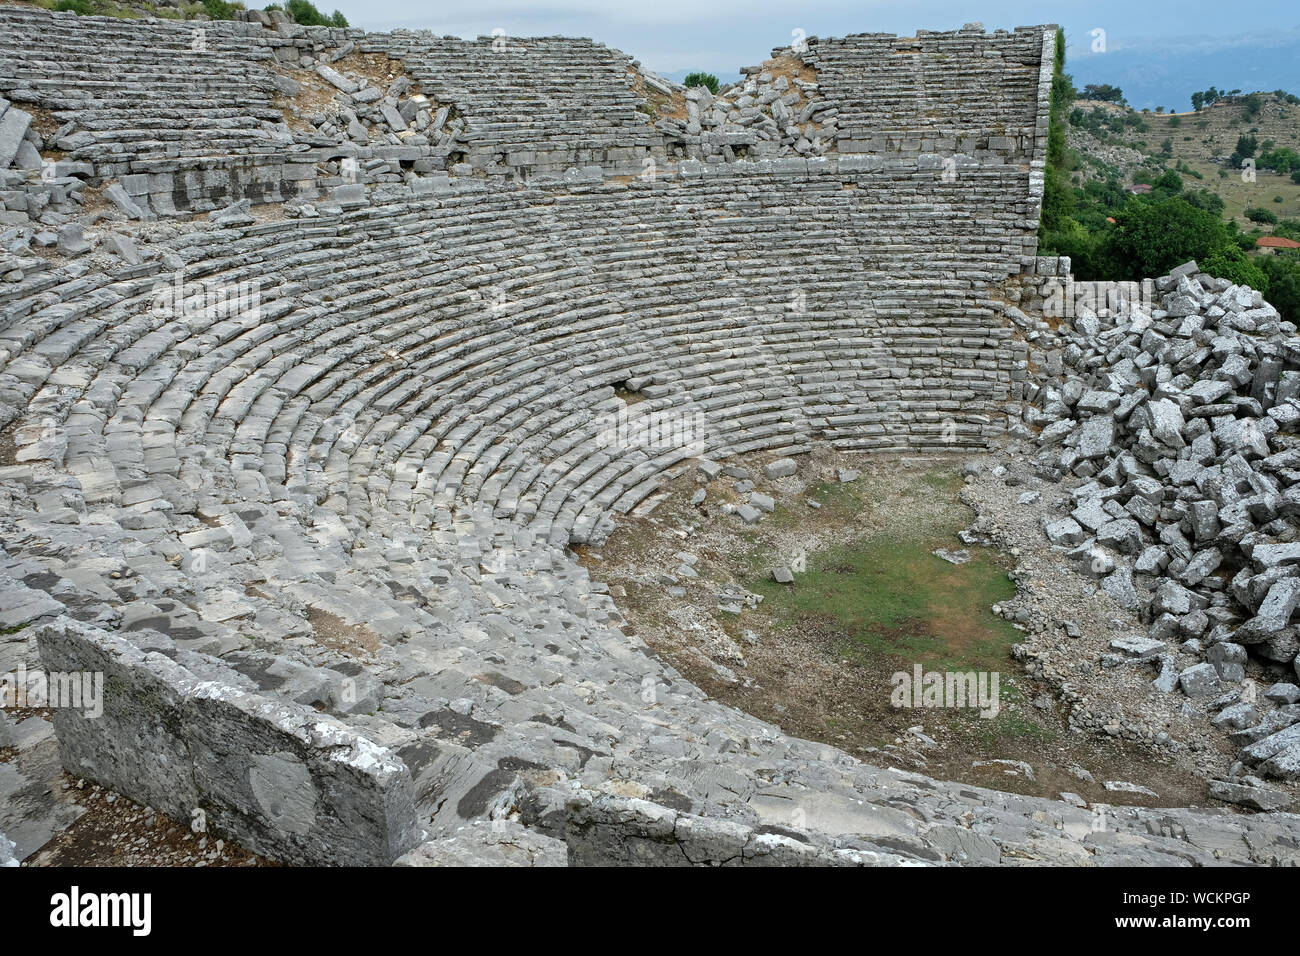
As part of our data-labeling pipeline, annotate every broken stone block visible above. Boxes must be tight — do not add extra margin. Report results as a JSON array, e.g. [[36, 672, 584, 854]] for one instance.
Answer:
[[56, 222, 90, 256], [1206, 642, 1247, 682], [103, 182, 144, 220], [1235, 578, 1300, 643], [1179, 662, 1222, 698], [1109, 635, 1166, 660], [1208, 779, 1292, 811], [1043, 516, 1084, 546], [105, 233, 142, 265]]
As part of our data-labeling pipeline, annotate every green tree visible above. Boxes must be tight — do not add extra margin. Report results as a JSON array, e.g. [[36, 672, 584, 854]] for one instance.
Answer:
[[1259, 254, 1300, 324], [683, 72, 720, 95], [283, 0, 346, 26], [1153, 168, 1183, 197], [1246, 206, 1279, 224], [1191, 91, 1205, 111], [1258, 147, 1300, 174], [1200, 244, 1267, 289], [1039, 29, 1075, 236], [1099, 197, 1239, 280], [1183, 189, 1225, 216], [1082, 83, 1125, 103]]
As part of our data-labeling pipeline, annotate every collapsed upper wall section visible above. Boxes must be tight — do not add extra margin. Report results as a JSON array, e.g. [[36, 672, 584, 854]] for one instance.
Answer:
[[0, 6, 1054, 218], [367, 31, 662, 176]]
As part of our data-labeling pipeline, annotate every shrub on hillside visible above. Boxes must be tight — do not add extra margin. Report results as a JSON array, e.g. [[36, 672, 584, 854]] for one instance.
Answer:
[[202, 0, 240, 19], [1099, 197, 1245, 282], [1258, 147, 1300, 174], [1081, 83, 1125, 103], [1260, 254, 1300, 325], [683, 72, 720, 95], [1200, 245, 1268, 291], [1246, 206, 1279, 225], [283, 0, 347, 26], [1183, 189, 1225, 216]]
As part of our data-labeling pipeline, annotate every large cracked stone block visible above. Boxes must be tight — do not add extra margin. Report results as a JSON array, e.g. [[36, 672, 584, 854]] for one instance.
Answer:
[[35, 618, 421, 866]]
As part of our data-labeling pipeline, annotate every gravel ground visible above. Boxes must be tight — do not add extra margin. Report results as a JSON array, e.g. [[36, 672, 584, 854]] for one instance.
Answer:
[[965, 435, 1298, 806], [581, 442, 1236, 809]]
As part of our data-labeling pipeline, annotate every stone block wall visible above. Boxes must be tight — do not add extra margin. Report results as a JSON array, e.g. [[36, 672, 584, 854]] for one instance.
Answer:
[[807, 25, 1053, 165], [0, 8, 1054, 212], [36, 618, 422, 866]]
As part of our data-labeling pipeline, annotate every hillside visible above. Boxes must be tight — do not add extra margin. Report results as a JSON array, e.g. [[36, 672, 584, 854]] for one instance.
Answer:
[[1066, 93, 1300, 230]]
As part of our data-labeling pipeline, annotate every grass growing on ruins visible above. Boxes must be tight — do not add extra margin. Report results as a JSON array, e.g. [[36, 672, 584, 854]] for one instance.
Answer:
[[746, 537, 1020, 675], [587, 454, 1210, 803], [733, 465, 1065, 753], [744, 467, 1020, 686]]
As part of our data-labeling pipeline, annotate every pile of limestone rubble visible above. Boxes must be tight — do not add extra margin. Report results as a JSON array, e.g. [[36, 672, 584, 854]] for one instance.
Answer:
[[653, 59, 836, 163], [0, 96, 103, 266], [295, 49, 463, 150], [1018, 260, 1300, 804]]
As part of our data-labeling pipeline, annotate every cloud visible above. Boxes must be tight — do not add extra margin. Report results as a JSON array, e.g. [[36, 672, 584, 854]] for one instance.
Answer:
[[1069, 24, 1300, 59]]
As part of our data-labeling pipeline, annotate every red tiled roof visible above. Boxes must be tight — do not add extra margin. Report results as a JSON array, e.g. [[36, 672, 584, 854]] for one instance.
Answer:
[[1257, 236, 1300, 249]]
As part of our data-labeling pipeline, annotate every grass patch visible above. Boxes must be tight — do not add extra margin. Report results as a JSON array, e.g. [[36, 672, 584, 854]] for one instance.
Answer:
[[747, 536, 1019, 673]]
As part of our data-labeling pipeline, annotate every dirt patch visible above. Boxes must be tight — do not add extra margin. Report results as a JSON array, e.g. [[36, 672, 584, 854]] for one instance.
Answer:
[[21, 102, 62, 140], [579, 445, 1230, 812], [271, 65, 348, 133], [77, 181, 111, 214], [0, 424, 18, 467], [306, 606, 381, 657], [271, 50, 447, 136], [760, 53, 817, 89], [26, 779, 272, 867], [332, 51, 409, 88], [626, 67, 687, 123]]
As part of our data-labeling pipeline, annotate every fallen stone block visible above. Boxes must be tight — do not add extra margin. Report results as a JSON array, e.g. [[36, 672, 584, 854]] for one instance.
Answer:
[[103, 183, 144, 220], [1208, 779, 1292, 811], [763, 458, 797, 479], [1179, 662, 1222, 698]]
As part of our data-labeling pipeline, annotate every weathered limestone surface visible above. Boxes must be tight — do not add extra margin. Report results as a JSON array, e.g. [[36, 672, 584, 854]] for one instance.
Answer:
[[3, 10, 1297, 867], [36, 618, 421, 866]]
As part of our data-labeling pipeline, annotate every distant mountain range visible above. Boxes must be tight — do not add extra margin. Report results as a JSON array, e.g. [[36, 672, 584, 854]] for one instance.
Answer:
[[1067, 28, 1300, 112]]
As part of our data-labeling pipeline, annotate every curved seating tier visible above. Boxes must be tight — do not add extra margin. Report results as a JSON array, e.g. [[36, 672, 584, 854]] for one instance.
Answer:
[[0, 7, 296, 174], [371, 32, 661, 165], [1, 163, 1031, 555]]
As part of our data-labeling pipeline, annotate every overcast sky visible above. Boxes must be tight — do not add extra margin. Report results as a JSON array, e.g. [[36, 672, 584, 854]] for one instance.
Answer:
[[322, 0, 1300, 93]]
